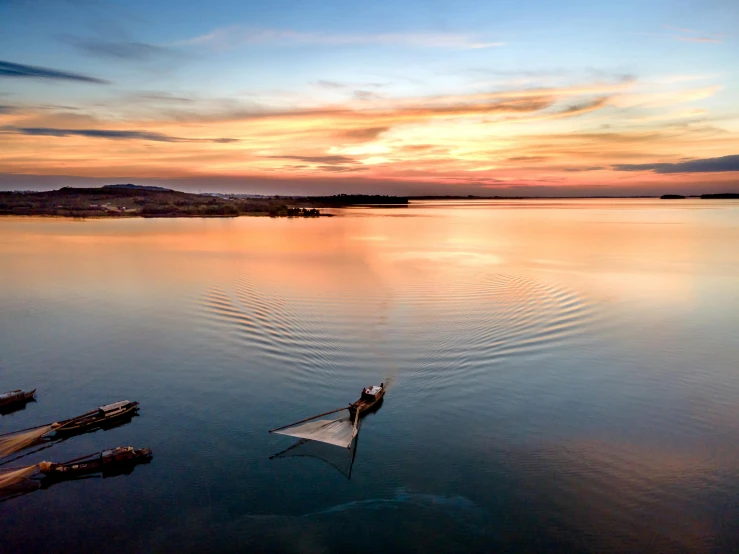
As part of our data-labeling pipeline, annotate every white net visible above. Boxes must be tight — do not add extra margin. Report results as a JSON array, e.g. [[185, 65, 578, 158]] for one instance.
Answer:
[[0, 425, 56, 458], [272, 416, 358, 449]]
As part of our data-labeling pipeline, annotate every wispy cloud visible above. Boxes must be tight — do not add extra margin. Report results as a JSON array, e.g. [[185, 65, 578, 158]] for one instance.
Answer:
[[339, 127, 389, 141], [315, 80, 389, 90], [549, 97, 611, 118], [265, 154, 360, 165], [316, 80, 344, 89], [675, 36, 722, 43], [134, 92, 194, 103], [263, 154, 368, 173], [317, 165, 368, 172], [1, 126, 237, 143], [613, 154, 739, 173], [177, 26, 504, 50], [663, 25, 696, 34], [62, 37, 176, 61], [633, 26, 725, 44], [153, 96, 557, 125], [0, 60, 109, 84], [663, 24, 724, 43], [353, 90, 383, 101]]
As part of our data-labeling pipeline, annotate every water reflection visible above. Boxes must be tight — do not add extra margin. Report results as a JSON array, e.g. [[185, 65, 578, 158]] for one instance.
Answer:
[[0, 397, 36, 417]]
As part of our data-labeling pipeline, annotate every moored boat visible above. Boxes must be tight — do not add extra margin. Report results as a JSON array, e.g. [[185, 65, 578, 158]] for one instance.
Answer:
[[41, 446, 152, 480], [0, 390, 36, 409], [348, 384, 386, 417], [54, 400, 139, 435]]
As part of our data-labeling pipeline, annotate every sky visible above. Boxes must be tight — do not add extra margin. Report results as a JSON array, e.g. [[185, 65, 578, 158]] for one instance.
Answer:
[[1, 0, 738, 196]]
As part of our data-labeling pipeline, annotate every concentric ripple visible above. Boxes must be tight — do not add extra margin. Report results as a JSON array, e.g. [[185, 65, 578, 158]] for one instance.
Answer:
[[195, 271, 602, 390]]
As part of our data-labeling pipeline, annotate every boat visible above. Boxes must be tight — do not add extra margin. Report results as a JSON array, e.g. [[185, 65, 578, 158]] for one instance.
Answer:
[[53, 401, 139, 435], [41, 446, 152, 480], [0, 390, 36, 409], [0, 400, 140, 458], [348, 384, 386, 417], [0, 447, 152, 503], [269, 384, 387, 450]]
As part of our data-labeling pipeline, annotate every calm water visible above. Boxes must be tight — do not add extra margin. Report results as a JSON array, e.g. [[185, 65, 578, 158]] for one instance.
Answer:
[[1, 199, 739, 553]]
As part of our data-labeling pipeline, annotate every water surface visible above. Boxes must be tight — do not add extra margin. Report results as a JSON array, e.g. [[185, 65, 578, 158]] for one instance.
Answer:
[[1, 199, 738, 553]]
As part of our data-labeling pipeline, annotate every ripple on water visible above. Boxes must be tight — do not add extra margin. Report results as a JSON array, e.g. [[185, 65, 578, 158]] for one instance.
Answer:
[[405, 274, 602, 386], [194, 271, 602, 396]]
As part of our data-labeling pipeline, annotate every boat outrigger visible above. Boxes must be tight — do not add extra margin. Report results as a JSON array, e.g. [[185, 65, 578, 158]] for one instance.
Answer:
[[0, 390, 36, 410], [269, 384, 386, 449]]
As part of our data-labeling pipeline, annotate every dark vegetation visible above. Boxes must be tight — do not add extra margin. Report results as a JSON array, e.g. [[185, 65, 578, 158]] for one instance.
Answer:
[[0, 186, 325, 218], [660, 193, 739, 200], [701, 193, 739, 199], [301, 194, 409, 205]]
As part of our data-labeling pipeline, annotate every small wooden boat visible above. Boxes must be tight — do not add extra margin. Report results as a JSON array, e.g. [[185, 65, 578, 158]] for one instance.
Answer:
[[41, 446, 152, 480], [349, 384, 386, 417], [54, 400, 139, 435], [0, 389, 36, 408]]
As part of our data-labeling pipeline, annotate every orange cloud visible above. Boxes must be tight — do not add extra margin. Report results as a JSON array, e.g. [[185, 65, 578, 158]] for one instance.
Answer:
[[1, 75, 738, 194]]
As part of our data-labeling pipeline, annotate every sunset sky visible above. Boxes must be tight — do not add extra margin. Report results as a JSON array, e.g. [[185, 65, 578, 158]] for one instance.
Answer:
[[1, 0, 738, 195]]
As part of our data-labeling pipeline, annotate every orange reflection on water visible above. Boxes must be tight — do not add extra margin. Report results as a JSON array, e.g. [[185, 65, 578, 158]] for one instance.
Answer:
[[1, 200, 738, 306]]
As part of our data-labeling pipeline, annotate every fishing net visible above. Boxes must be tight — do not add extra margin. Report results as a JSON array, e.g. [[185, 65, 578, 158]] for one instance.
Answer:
[[271, 438, 358, 478], [0, 462, 50, 490], [0, 425, 57, 458], [272, 415, 358, 449]]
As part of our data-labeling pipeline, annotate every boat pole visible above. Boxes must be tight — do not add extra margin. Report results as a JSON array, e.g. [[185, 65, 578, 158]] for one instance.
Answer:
[[349, 408, 360, 448], [268, 406, 349, 433]]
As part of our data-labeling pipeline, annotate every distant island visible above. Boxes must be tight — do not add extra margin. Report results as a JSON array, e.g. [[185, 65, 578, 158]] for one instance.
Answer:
[[0, 186, 411, 218], [660, 193, 739, 200], [700, 193, 739, 199]]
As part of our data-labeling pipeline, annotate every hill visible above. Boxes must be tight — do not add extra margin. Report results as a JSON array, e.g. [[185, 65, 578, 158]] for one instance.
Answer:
[[0, 187, 323, 218]]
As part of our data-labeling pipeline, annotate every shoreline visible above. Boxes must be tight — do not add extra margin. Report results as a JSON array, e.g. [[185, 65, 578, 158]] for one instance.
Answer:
[[0, 187, 409, 218]]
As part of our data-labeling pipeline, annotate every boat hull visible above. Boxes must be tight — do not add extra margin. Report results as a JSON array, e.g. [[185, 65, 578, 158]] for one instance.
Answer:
[[55, 402, 139, 435], [0, 389, 36, 408], [43, 447, 152, 480], [349, 387, 386, 417]]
